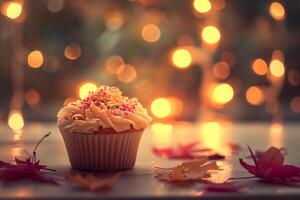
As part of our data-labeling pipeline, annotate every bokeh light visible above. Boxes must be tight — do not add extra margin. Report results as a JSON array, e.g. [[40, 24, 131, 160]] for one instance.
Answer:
[[25, 89, 40, 106], [211, 83, 234, 106], [27, 50, 44, 68], [64, 43, 81, 60], [105, 55, 124, 75], [8, 111, 24, 130], [252, 58, 268, 76], [269, 59, 285, 78], [151, 98, 172, 118], [291, 96, 300, 113], [213, 61, 230, 79], [116, 64, 137, 83], [47, 0, 64, 12], [151, 123, 173, 147], [1, 2, 22, 19], [246, 86, 264, 106], [142, 24, 161, 43], [288, 70, 300, 86], [105, 11, 124, 31], [201, 26, 221, 44], [269, 2, 285, 21], [168, 97, 183, 117], [171, 49, 192, 69], [78, 82, 97, 99], [193, 0, 212, 14]]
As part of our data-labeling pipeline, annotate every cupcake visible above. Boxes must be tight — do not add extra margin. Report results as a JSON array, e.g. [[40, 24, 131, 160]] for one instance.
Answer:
[[57, 85, 152, 171]]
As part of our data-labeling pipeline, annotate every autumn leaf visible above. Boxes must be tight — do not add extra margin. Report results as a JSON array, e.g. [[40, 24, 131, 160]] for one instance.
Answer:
[[239, 146, 300, 184], [152, 142, 225, 160], [155, 158, 220, 182], [65, 173, 118, 191], [0, 132, 57, 184]]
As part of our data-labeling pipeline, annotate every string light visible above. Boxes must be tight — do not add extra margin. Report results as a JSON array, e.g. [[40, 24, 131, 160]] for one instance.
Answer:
[[246, 86, 264, 106], [105, 11, 124, 31], [78, 82, 97, 99], [151, 98, 172, 118], [8, 111, 24, 130], [27, 50, 44, 68], [269, 59, 285, 78], [105, 55, 124, 75], [211, 83, 234, 106], [141, 24, 161, 43], [252, 58, 268, 76], [25, 89, 40, 106], [151, 123, 173, 146], [291, 96, 300, 113], [213, 61, 230, 79], [269, 2, 285, 21], [201, 26, 221, 44], [116, 64, 137, 83], [171, 49, 192, 69], [64, 43, 81, 60], [1, 2, 22, 19], [193, 0, 212, 14], [168, 97, 183, 117]]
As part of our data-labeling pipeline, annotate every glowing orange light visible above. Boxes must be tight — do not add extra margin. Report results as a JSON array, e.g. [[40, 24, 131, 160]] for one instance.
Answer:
[[47, 0, 64, 12], [105, 55, 124, 75], [193, 0, 212, 14], [246, 86, 264, 106], [199, 122, 223, 151], [25, 89, 40, 106], [213, 61, 230, 79], [269, 59, 285, 78], [2, 2, 22, 19], [201, 26, 221, 44], [105, 11, 124, 31], [151, 98, 172, 118], [151, 123, 173, 147], [116, 64, 137, 83], [287, 70, 300, 86], [64, 43, 81, 60], [27, 50, 44, 68], [211, 83, 234, 106], [141, 24, 161, 43], [291, 96, 300, 113], [252, 58, 268, 76], [272, 50, 284, 62], [171, 49, 192, 69], [168, 97, 183, 117], [270, 123, 283, 134], [8, 111, 24, 130], [78, 82, 97, 99], [269, 2, 285, 21]]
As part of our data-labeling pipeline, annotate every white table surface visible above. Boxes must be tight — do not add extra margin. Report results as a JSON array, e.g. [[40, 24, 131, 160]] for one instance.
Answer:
[[0, 122, 300, 199]]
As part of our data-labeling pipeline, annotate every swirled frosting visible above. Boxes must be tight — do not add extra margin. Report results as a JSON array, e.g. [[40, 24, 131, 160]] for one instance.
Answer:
[[57, 86, 152, 133]]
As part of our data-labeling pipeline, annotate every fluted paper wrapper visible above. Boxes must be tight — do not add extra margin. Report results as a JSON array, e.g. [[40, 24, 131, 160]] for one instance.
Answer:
[[61, 129, 143, 171]]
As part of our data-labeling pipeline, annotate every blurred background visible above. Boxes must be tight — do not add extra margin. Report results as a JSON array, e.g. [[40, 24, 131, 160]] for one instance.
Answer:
[[0, 0, 300, 133]]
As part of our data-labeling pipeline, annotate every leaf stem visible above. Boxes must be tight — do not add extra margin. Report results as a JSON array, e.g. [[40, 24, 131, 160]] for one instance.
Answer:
[[32, 132, 51, 163]]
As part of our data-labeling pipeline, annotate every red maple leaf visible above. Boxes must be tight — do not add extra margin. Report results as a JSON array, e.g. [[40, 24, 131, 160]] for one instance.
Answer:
[[239, 146, 300, 184], [152, 142, 225, 160], [0, 132, 57, 184]]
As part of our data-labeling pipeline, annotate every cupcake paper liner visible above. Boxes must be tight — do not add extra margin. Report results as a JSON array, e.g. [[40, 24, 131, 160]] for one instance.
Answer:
[[61, 129, 143, 171]]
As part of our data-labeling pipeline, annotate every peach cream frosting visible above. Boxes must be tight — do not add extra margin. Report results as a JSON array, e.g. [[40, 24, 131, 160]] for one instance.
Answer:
[[57, 86, 152, 133]]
